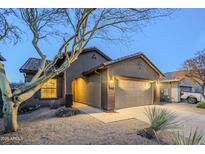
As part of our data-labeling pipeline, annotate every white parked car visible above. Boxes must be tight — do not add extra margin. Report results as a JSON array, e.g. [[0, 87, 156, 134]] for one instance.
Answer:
[[180, 91, 205, 104]]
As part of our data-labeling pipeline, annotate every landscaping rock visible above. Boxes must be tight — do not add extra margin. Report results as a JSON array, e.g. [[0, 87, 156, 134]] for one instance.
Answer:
[[55, 107, 80, 117], [137, 128, 156, 139], [136, 128, 168, 144]]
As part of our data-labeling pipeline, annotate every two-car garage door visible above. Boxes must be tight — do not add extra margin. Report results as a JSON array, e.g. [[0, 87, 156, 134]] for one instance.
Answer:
[[115, 79, 153, 109]]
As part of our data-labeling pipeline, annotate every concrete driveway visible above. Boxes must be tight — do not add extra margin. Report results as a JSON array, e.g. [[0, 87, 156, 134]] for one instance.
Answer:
[[118, 103, 205, 127], [117, 103, 205, 143], [74, 102, 205, 144]]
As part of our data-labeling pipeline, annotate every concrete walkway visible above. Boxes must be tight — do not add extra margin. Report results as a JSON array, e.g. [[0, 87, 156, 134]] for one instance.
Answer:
[[73, 103, 134, 123], [74, 102, 205, 144]]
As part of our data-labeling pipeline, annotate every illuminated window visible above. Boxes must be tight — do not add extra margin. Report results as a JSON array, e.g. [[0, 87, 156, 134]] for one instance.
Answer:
[[41, 79, 57, 99]]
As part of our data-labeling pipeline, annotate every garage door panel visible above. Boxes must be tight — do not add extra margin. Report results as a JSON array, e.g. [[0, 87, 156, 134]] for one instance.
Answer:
[[115, 79, 153, 109]]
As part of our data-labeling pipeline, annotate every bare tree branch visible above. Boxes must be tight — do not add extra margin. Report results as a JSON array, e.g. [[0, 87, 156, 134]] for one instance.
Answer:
[[0, 9, 21, 44]]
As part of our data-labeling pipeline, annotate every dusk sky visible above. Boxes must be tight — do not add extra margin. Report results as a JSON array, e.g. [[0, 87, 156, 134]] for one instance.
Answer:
[[1, 8, 205, 82]]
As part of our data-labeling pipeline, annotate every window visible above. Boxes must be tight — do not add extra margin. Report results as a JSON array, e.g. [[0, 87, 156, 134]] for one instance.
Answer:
[[41, 79, 57, 99]]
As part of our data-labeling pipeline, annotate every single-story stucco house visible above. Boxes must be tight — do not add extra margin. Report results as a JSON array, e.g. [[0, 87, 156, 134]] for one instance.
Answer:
[[159, 71, 202, 102], [20, 47, 164, 110]]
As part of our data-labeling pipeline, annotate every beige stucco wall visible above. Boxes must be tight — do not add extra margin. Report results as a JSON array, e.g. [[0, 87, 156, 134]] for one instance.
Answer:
[[65, 51, 108, 94], [73, 74, 101, 108], [107, 57, 159, 81]]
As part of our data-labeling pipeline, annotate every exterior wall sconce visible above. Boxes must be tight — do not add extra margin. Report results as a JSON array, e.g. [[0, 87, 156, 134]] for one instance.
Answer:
[[156, 80, 160, 86], [109, 79, 115, 89], [145, 82, 151, 89]]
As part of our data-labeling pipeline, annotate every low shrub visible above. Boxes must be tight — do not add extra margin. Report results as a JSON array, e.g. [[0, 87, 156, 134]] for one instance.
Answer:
[[172, 129, 203, 145], [18, 104, 40, 114], [55, 107, 80, 117], [196, 102, 205, 109]]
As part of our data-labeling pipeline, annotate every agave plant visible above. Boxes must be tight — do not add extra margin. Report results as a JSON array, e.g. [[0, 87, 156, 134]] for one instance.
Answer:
[[173, 129, 203, 145], [144, 106, 179, 132]]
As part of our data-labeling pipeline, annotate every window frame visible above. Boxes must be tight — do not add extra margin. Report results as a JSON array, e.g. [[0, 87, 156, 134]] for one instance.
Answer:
[[40, 79, 58, 100]]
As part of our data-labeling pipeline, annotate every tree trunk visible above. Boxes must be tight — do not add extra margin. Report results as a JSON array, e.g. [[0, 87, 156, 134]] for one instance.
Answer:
[[0, 62, 19, 132], [3, 101, 19, 132]]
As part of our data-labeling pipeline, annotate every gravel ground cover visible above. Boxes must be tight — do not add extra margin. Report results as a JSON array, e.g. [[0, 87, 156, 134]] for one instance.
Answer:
[[0, 107, 159, 145]]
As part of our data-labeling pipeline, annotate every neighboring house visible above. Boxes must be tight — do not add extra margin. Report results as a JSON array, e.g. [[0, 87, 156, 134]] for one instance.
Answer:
[[19, 47, 164, 110], [159, 71, 202, 102]]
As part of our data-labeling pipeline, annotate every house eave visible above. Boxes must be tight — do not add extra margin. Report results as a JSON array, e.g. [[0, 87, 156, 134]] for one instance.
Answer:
[[160, 79, 181, 83], [115, 75, 156, 82]]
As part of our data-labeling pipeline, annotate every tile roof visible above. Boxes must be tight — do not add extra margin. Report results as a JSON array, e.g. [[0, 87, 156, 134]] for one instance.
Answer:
[[160, 71, 182, 82], [103, 52, 143, 66], [19, 58, 51, 73]]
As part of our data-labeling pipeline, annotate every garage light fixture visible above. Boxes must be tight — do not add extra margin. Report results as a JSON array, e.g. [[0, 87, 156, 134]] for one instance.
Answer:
[[145, 82, 151, 89], [156, 80, 160, 86], [109, 79, 115, 89]]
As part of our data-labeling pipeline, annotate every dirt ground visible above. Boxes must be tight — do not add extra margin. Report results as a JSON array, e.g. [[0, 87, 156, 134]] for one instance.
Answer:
[[0, 107, 160, 145]]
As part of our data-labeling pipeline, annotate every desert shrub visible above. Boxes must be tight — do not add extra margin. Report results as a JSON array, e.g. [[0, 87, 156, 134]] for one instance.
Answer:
[[55, 107, 80, 117], [18, 104, 40, 114], [49, 101, 62, 109], [196, 102, 205, 109], [144, 106, 178, 132], [173, 129, 203, 145], [137, 107, 178, 140]]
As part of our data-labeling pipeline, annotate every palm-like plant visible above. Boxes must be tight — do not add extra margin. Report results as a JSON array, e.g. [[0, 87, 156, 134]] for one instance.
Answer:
[[144, 106, 179, 132], [173, 129, 203, 145]]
